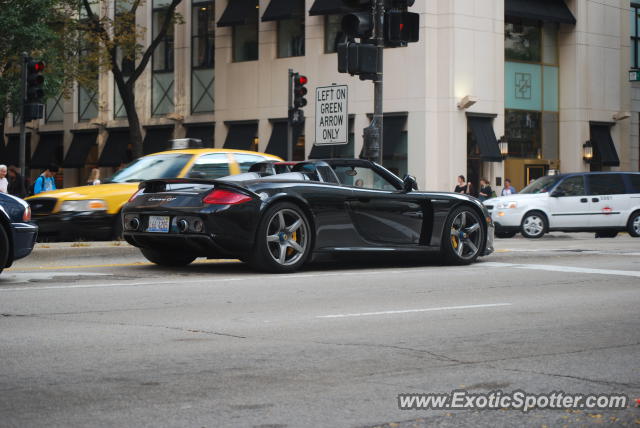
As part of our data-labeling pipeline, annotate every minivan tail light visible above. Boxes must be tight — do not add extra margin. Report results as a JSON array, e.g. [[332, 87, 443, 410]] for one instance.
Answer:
[[203, 189, 252, 205]]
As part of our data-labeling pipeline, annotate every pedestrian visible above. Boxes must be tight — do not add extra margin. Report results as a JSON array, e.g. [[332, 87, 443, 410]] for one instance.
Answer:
[[478, 178, 492, 202], [501, 178, 517, 196], [87, 168, 101, 185], [0, 165, 8, 193], [33, 164, 59, 195], [454, 175, 470, 194], [7, 165, 27, 198]]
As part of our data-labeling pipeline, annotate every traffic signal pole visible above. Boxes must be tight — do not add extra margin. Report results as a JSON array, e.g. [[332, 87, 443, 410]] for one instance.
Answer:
[[287, 68, 294, 161], [373, 0, 385, 165], [19, 52, 28, 177]]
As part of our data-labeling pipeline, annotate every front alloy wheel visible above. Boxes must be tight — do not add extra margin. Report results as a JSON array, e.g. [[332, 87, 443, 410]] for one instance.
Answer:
[[521, 211, 547, 239], [442, 206, 484, 265]]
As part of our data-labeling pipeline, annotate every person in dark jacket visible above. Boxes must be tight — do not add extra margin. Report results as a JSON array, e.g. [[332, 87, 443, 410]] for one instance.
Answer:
[[478, 178, 493, 202], [7, 165, 27, 198]]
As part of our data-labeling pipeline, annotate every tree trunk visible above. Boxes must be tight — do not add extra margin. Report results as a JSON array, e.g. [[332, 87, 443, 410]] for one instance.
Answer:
[[113, 68, 143, 160]]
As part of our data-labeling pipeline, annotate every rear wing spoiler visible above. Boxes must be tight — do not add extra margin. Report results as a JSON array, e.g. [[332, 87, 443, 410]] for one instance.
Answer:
[[139, 178, 259, 198]]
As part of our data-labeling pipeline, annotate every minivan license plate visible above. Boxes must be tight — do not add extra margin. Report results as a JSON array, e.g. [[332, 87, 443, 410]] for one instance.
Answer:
[[147, 216, 170, 233]]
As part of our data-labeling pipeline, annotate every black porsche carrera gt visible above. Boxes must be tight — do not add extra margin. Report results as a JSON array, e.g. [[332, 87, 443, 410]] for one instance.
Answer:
[[122, 159, 494, 273]]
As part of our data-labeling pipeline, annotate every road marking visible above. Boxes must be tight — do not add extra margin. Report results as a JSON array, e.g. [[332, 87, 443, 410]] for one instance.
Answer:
[[5, 259, 241, 272], [316, 303, 512, 319], [483, 262, 640, 278]]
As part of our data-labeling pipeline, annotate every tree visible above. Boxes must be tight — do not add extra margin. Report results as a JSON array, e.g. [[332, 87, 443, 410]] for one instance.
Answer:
[[0, 0, 75, 139], [78, 0, 183, 159]]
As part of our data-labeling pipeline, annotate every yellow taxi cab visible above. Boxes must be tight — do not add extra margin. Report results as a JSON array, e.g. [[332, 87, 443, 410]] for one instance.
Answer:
[[26, 147, 282, 241]]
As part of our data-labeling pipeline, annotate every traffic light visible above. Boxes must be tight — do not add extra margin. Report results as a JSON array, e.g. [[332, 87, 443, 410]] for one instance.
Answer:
[[293, 73, 308, 108], [338, 42, 378, 80], [26, 59, 45, 103], [24, 58, 46, 121], [384, 10, 419, 46]]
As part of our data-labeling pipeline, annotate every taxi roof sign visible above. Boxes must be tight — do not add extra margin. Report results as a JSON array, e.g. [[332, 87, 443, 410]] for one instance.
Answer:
[[170, 138, 203, 150]]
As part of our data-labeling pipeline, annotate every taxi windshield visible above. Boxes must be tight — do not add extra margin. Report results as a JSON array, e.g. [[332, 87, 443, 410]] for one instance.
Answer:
[[519, 175, 562, 194], [106, 154, 192, 183]]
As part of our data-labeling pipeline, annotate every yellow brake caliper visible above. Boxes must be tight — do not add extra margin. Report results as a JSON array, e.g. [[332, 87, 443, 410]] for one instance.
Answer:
[[451, 228, 459, 249], [287, 231, 298, 255]]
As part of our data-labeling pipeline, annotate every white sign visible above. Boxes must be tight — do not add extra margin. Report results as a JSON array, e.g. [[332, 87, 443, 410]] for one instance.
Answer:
[[315, 85, 348, 146]]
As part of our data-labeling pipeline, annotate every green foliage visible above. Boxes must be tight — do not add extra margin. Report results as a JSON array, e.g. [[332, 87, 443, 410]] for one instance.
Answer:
[[0, 0, 76, 118]]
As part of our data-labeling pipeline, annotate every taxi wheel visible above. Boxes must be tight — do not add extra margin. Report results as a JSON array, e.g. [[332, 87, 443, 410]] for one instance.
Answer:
[[627, 210, 640, 237], [441, 206, 484, 265], [0, 226, 9, 274], [249, 202, 312, 273], [520, 211, 547, 239], [140, 248, 196, 267]]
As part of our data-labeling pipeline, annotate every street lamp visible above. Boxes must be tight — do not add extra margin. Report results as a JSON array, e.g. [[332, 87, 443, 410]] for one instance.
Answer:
[[498, 135, 509, 159], [583, 140, 594, 163]]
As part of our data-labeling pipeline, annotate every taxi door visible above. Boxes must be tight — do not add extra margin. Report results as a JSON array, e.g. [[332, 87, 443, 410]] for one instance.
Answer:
[[587, 174, 629, 228]]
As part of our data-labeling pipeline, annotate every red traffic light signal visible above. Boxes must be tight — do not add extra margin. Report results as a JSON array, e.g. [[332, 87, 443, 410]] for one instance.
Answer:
[[26, 59, 46, 103], [31, 61, 45, 73], [297, 75, 308, 85]]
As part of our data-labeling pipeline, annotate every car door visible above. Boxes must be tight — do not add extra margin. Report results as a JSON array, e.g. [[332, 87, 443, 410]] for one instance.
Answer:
[[587, 174, 629, 228], [334, 165, 423, 245], [547, 175, 591, 229]]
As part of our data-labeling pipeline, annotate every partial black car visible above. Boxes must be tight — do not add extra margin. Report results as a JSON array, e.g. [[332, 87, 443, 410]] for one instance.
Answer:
[[0, 193, 38, 274], [123, 159, 494, 273]]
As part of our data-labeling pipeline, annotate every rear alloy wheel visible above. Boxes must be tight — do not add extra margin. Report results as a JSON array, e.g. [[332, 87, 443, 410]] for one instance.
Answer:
[[442, 206, 484, 265], [140, 248, 196, 267], [627, 211, 640, 237], [521, 211, 547, 239], [0, 226, 9, 275], [250, 202, 311, 273]]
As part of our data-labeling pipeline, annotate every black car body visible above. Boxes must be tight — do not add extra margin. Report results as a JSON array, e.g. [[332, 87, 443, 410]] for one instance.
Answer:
[[0, 193, 38, 273], [123, 159, 494, 272]]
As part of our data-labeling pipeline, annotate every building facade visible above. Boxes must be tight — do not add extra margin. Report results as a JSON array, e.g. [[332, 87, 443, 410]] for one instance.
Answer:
[[2, 0, 638, 193]]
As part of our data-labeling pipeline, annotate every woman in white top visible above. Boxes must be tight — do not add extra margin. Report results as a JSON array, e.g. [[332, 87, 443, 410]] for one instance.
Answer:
[[0, 165, 8, 193]]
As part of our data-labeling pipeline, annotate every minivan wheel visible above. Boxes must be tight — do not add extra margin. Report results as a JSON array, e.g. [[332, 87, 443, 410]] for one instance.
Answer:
[[520, 211, 547, 239], [627, 210, 640, 237]]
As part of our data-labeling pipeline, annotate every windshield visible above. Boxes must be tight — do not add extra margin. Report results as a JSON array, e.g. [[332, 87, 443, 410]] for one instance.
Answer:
[[519, 175, 562, 194], [106, 154, 192, 183]]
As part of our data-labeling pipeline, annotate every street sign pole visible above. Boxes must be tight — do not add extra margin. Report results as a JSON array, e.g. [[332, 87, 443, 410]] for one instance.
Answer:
[[19, 52, 28, 177], [361, 0, 384, 164], [287, 68, 294, 161]]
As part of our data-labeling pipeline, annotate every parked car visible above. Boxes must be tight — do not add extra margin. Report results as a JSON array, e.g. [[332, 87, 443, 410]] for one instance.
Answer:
[[26, 149, 281, 241], [485, 172, 640, 239], [122, 159, 494, 273], [0, 193, 38, 274]]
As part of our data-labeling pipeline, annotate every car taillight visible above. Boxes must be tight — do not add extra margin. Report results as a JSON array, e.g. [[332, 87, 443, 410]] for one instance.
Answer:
[[23, 206, 31, 222], [128, 189, 144, 202], [203, 189, 252, 205]]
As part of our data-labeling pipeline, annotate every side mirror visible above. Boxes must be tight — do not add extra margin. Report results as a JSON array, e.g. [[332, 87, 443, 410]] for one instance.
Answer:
[[402, 175, 418, 193]]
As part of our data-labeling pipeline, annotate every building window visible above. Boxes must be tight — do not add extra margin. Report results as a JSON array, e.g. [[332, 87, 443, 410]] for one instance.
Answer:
[[45, 93, 64, 123], [277, 0, 305, 58], [192, 1, 215, 113], [632, 3, 640, 70], [324, 15, 344, 53], [152, 0, 175, 116], [78, 5, 99, 122], [505, 22, 541, 62], [233, 1, 259, 62], [505, 110, 542, 159]]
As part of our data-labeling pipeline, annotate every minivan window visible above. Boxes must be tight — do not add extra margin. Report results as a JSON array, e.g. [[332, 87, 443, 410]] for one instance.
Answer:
[[587, 174, 625, 195], [628, 173, 640, 193], [519, 175, 561, 194], [554, 176, 585, 196]]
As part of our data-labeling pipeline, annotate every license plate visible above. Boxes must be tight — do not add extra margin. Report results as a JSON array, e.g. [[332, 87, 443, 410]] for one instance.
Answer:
[[147, 216, 170, 233]]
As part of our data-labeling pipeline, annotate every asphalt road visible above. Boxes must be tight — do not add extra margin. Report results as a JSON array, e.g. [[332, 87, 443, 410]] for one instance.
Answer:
[[1, 234, 639, 427]]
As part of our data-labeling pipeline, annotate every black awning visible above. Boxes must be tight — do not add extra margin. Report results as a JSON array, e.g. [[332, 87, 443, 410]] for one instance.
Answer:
[[505, 0, 576, 25], [63, 130, 98, 168], [143, 126, 174, 155], [31, 133, 63, 169], [217, 0, 257, 27], [590, 123, 620, 167], [309, 0, 352, 16], [265, 120, 302, 160], [99, 129, 129, 167], [262, 0, 303, 21], [185, 124, 215, 148], [5, 134, 31, 167], [223, 122, 258, 150], [467, 115, 502, 162]]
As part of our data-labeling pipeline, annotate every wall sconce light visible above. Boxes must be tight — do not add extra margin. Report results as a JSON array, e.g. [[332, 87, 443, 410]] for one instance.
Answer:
[[582, 140, 593, 162], [498, 135, 509, 159], [457, 95, 478, 110], [612, 111, 631, 121]]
